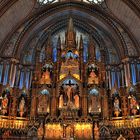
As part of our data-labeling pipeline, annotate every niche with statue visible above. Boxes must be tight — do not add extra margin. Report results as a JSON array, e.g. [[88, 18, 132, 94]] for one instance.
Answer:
[[37, 89, 50, 115], [17, 90, 27, 117], [0, 87, 11, 116], [127, 85, 140, 116], [88, 87, 101, 115], [87, 64, 99, 85], [111, 89, 122, 117], [40, 64, 53, 85]]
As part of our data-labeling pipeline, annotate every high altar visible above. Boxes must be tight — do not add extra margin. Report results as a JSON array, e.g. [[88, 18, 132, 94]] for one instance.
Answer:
[[0, 18, 140, 140]]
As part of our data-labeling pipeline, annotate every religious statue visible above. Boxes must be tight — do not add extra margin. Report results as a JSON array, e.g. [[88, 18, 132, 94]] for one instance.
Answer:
[[114, 97, 121, 117], [1, 94, 8, 115], [130, 95, 139, 115], [40, 70, 51, 85], [59, 94, 64, 108], [66, 85, 73, 104], [74, 94, 79, 108], [94, 122, 99, 140], [19, 97, 25, 117], [88, 69, 99, 85]]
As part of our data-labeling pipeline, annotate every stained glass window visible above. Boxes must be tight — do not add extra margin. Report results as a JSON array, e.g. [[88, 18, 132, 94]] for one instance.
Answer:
[[0, 64, 3, 83], [19, 71, 24, 89], [3, 64, 10, 86], [131, 64, 136, 85]]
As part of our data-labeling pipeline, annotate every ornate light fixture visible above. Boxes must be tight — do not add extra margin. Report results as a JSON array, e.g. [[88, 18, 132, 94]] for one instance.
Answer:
[[38, 0, 58, 5], [38, 0, 104, 5], [85, 0, 104, 4]]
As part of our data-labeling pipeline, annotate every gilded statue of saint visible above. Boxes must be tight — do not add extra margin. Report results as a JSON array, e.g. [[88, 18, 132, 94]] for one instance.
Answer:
[[88, 70, 99, 84], [130, 95, 139, 115], [94, 123, 99, 140], [59, 94, 64, 108], [19, 97, 25, 117], [40, 70, 51, 84], [74, 94, 79, 108], [2, 94, 8, 115], [114, 97, 121, 117]]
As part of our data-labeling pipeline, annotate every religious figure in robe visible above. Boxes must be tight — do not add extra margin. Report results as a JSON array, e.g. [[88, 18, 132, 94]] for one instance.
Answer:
[[88, 69, 99, 84], [1, 94, 8, 115], [130, 95, 139, 115], [74, 94, 79, 108], [19, 97, 25, 117], [94, 123, 99, 140], [40, 70, 51, 84], [59, 94, 64, 108], [114, 97, 121, 117]]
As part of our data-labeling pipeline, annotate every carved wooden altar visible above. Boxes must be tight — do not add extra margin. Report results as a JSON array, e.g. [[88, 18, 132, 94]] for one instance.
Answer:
[[0, 18, 140, 140]]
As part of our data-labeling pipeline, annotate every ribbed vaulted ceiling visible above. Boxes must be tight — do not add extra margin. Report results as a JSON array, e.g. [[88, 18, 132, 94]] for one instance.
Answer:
[[0, 0, 139, 65]]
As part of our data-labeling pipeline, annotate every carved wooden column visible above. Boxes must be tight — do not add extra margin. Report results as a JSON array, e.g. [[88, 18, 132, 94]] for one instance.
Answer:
[[122, 58, 131, 87], [120, 88, 128, 118], [121, 66, 125, 87], [51, 89, 57, 117], [26, 92, 31, 118], [30, 89, 37, 117], [108, 92, 113, 119], [82, 87, 88, 117], [102, 89, 109, 119], [10, 88, 18, 116], [107, 69, 111, 90], [50, 64, 57, 117]]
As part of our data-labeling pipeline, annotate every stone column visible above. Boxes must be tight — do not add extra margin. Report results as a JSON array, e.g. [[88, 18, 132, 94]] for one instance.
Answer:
[[1, 60, 6, 84], [121, 67, 125, 87]]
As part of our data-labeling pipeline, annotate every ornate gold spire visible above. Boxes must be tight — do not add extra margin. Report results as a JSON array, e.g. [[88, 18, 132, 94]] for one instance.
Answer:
[[88, 35, 96, 62], [66, 18, 76, 49]]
